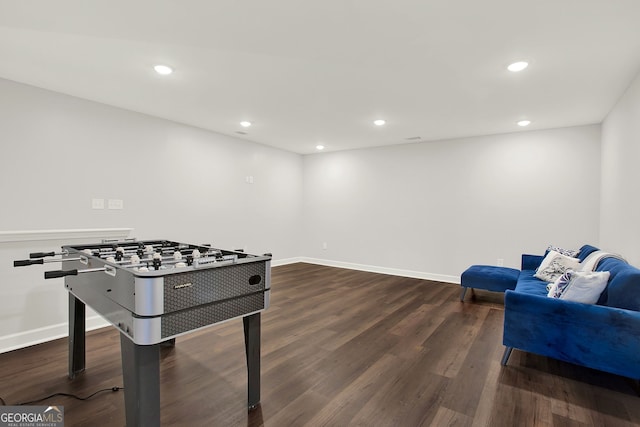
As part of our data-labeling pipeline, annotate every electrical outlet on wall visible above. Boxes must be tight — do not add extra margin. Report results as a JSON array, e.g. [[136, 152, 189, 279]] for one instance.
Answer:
[[497, 258, 504, 266], [108, 199, 124, 210], [322, 242, 328, 250]]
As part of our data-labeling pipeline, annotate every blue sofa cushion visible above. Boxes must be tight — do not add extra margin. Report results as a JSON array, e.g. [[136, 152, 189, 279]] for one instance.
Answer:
[[514, 270, 549, 297], [461, 265, 519, 292]]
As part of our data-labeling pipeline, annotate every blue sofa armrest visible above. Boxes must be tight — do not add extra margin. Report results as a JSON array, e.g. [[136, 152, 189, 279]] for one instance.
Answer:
[[521, 254, 543, 271], [503, 290, 640, 379]]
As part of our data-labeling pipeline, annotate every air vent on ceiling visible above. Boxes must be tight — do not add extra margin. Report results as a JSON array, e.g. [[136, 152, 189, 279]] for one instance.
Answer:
[[405, 136, 421, 141]]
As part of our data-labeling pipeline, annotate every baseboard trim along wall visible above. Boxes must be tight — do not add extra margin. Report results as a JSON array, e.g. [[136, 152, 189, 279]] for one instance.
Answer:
[[271, 257, 305, 267], [298, 257, 460, 284], [0, 316, 109, 354]]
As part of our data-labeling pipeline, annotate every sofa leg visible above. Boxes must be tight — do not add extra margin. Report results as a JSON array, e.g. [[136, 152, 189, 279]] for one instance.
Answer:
[[501, 347, 513, 366], [460, 287, 468, 302]]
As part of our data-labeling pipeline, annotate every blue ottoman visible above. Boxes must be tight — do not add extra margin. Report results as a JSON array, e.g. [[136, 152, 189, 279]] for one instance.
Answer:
[[460, 265, 520, 301]]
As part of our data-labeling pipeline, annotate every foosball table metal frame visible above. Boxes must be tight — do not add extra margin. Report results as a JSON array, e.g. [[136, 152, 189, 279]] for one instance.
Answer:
[[16, 239, 271, 427]]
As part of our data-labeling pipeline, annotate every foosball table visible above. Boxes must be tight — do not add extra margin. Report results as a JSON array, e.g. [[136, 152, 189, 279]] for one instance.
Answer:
[[14, 239, 272, 426]]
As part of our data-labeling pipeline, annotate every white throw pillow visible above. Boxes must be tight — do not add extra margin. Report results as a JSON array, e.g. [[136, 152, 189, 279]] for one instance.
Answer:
[[558, 270, 610, 304], [535, 250, 581, 283]]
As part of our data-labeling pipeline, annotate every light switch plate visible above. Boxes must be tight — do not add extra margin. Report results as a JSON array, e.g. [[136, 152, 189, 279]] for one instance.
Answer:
[[91, 198, 105, 209]]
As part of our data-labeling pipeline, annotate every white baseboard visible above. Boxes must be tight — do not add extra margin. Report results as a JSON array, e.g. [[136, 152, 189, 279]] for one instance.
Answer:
[[271, 256, 304, 267], [296, 257, 460, 284], [0, 316, 109, 354]]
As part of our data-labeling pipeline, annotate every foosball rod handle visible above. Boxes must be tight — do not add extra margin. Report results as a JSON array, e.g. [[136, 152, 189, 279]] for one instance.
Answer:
[[14, 259, 44, 267], [44, 269, 78, 279], [29, 252, 55, 259]]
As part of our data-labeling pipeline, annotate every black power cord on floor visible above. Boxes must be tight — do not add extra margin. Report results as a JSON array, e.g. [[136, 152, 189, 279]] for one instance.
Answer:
[[0, 386, 123, 406]]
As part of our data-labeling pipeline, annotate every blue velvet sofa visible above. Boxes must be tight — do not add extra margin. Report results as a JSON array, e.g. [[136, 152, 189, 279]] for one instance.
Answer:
[[501, 244, 640, 380]]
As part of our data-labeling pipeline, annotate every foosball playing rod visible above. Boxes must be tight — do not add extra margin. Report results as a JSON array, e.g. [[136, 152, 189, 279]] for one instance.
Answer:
[[121, 254, 237, 269], [89, 246, 209, 257], [29, 250, 69, 259], [27, 245, 183, 259], [92, 250, 219, 264], [14, 257, 83, 267], [44, 267, 108, 279], [103, 253, 208, 264], [94, 242, 192, 251]]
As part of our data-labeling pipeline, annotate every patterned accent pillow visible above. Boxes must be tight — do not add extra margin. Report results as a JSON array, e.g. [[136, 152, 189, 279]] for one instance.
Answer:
[[546, 245, 579, 258], [548, 270, 610, 304], [535, 251, 581, 283], [547, 270, 573, 298]]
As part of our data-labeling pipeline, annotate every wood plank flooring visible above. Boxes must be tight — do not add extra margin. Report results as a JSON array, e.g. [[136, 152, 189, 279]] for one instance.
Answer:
[[1, 263, 638, 426]]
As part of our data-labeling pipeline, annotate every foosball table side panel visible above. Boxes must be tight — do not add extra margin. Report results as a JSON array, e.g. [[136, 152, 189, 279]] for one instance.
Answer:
[[159, 291, 266, 338], [65, 277, 135, 339]]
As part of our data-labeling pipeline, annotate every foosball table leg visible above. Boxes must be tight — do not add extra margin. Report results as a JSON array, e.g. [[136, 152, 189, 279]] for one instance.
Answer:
[[120, 334, 161, 427], [68, 293, 86, 379], [243, 312, 261, 410]]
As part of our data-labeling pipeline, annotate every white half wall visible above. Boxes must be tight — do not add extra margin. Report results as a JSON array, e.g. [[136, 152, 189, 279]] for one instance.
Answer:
[[302, 125, 602, 278], [0, 78, 302, 352], [601, 69, 640, 265], [0, 229, 130, 353]]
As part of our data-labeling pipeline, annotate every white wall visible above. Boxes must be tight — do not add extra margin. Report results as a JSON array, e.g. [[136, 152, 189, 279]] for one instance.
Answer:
[[0, 78, 303, 351], [302, 125, 602, 280], [0, 75, 610, 352], [0, 78, 303, 256], [601, 70, 640, 265]]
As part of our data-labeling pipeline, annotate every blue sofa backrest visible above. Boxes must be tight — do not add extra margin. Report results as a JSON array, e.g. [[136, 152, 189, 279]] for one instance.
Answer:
[[595, 257, 640, 311], [577, 244, 600, 261], [567, 244, 640, 311]]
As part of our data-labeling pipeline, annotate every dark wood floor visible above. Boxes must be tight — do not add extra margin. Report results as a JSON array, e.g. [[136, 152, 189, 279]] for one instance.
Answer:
[[1, 263, 638, 426]]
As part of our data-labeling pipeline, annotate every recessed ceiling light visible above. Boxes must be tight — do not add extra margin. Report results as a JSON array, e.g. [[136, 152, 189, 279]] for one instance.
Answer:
[[316, 145, 325, 150], [508, 61, 529, 72], [153, 65, 173, 75], [240, 121, 252, 128], [517, 120, 532, 127], [374, 119, 386, 126]]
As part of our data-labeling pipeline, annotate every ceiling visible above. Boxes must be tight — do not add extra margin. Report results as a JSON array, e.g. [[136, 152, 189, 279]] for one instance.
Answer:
[[1, 1, 640, 154]]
